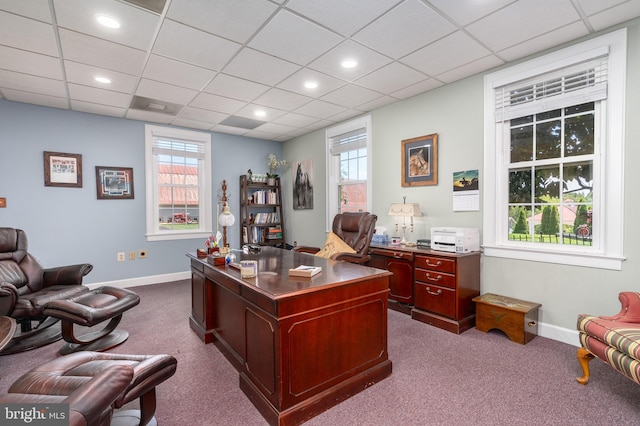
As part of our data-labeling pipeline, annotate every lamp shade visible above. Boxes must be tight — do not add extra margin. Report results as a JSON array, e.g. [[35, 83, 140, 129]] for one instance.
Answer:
[[218, 203, 235, 227], [388, 202, 422, 217]]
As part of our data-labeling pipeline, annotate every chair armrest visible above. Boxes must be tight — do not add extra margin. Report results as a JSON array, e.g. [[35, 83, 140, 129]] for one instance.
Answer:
[[291, 246, 321, 255], [332, 252, 370, 264], [43, 263, 93, 286], [600, 292, 640, 323], [0, 283, 19, 316]]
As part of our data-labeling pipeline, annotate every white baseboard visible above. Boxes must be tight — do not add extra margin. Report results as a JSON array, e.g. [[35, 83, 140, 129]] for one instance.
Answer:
[[539, 321, 581, 347], [86, 271, 191, 290]]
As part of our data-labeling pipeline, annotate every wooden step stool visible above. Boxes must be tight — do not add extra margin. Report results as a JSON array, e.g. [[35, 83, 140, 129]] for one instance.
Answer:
[[472, 293, 541, 344]]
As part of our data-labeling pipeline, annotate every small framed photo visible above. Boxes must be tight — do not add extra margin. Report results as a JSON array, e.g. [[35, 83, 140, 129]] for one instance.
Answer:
[[95, 166, 134, 200], [44, 151, 83, 188], [401, 133, 438, 187]]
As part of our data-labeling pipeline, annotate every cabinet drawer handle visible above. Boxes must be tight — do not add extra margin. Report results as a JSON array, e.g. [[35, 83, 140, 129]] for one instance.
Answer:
[[425, 286, 442, 296], [393, 253, 404, 259], [425, 273, 442, 282], [425, 260, 442, 267]]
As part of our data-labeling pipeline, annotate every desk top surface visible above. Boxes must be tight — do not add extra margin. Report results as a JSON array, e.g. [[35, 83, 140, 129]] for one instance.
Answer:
[[187, 246, 390, 299]]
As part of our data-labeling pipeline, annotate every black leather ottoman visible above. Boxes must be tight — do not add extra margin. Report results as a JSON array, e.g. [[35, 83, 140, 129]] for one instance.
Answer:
[[44, 286, 140, 354]]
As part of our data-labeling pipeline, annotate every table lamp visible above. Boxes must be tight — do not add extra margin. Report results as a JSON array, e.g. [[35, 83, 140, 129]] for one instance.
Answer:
[[388, 196, 422, 245], [217, 180, 235, 247]]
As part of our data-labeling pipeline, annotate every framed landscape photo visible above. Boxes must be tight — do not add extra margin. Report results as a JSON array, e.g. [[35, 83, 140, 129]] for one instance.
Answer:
[[44, 151, 83, 188], [401, 133, 438, 187], [95, 166, 134, 200]]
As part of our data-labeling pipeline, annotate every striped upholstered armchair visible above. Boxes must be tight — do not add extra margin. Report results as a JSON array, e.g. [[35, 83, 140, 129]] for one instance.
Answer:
[[576, 292, 640, 385]]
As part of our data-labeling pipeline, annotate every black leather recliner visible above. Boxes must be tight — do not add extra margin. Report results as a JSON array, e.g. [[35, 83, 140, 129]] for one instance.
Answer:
[[0, 227, 92, 353]]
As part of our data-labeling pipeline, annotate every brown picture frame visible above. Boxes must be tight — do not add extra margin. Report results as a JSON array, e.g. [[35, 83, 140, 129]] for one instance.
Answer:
[[401, 133, 438, 187], [95, 166, 134, 200], [44, 151, 83, 188]]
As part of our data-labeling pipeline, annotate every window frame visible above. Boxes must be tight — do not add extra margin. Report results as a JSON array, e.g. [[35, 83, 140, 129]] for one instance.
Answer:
[[483, 29, 626, 270], [326, 115, 373, 231], [144, 124, 213, 242]]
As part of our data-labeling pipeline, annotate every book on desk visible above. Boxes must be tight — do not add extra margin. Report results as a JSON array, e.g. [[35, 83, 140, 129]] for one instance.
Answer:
[[289, 265, 322, 277]]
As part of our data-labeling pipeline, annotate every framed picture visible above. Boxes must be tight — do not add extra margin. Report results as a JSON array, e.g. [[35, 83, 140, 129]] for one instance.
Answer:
[[293, 159, 314, 210], [401, 133, 438, 187], [44, 151, 83, 188], [95, 166, 134, 200]]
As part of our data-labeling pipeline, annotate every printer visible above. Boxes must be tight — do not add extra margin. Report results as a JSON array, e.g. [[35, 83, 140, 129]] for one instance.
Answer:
[[431, 227, 480, 253]]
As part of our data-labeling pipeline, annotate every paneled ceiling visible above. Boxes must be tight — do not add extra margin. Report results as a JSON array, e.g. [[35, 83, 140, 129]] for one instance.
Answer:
[[1, 0, 639, 142]]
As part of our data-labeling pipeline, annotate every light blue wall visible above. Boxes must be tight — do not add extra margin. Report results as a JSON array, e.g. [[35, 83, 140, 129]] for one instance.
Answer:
[[283, 21, 640, 336], [0, 100, 283, 284]]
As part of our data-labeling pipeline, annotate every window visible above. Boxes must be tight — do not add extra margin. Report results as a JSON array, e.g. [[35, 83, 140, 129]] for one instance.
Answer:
[[145, 125, 212, 241], [483, 29, 626, 270], [326, 116, 372, 229]]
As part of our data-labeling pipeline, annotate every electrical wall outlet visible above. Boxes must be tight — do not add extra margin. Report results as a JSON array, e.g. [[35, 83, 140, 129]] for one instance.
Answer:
[[117, 252, 125, 262], [129, 251, 136, 260], [138, 250, 148, 258]]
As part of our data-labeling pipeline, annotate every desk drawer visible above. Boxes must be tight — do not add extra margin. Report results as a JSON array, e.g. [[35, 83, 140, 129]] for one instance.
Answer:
[[414, 283, 455, 318], [370, 248, 413, 261], [415, 255, 455, 274], [414, 269, 455, 289]]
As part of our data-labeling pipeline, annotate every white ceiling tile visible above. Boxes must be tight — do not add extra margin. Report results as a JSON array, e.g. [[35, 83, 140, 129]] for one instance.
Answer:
[[586, 1, 640, 31], [326, 109, 365, 123], [70, 100, 126, 117], [68, 83, 130, 108], [170, 117, 215, 130], [401, 31, 491, 77], [356, 62, 427, 94], [58, 29, 146, 75], [1, 89, 68, 109], [575, 0, 629, 16], [465, 0, 580, 52], [498, 22, 588, 62], [0, 45, 63, 80], [136, 78, 197, 105], [64, 61, 138, 93], [243, 129, 281, 140], [177, 106, 228, 123], [0, 0, 52, 22], [308, 40, 392, 81], [436, 55, 504, 83], [52, 0, 160, 50], [126, 108, 174, 124], [254, 122, 298, 135], [353, 0, 456, 59], [287, 0, 398, 36], [320, 84, 382, 109], [233, 104, 287, 121], [296, 99, 348, 118], [143, 55, 216, 91], [211, 124, 249, 136], [273, 112, 321, 128], [0, 69, 66, 97], [153, 19, 241, 70], [0, 10, 58, 56], [253, 88, 313, 111], [390, 79, 444, 99], [427, 0, 517, 26], [304, 118, 336, 131], [249, 10, 342, 65], [167, 0, 278, 44], [223, 48, 300, 86], [204, 74, 269, 103], [190, 92, 246, 115], [357, 95, 398, 112], [277, 68, 346, 97]]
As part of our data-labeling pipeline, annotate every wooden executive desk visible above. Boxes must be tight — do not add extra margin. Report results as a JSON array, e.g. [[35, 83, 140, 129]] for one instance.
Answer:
[[187, 247, 393, 426]]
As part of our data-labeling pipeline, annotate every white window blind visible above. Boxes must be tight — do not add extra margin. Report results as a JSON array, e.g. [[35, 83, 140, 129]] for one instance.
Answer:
[[330, 127, 367, 155], [494, 54, 608, 122]]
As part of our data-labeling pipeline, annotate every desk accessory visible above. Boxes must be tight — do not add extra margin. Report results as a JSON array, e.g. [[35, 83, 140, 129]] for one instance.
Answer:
[[289, 265, 322, 277]]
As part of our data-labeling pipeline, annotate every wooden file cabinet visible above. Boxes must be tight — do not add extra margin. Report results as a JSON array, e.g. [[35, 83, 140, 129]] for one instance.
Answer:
[[368, 247, 414, 314], [411, 252, 481, 334]]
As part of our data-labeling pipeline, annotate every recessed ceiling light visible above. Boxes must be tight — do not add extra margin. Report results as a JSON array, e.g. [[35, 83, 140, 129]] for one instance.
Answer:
[[254, 110, 266, 118], [94, 76, 111, 84], [341, 59, 358, 69], [96, 15, 121, 29], [304, 81, 318, 89]]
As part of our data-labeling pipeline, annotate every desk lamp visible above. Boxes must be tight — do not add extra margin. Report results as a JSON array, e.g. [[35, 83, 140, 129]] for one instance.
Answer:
[[388, 196, 422, 245], [217, 180, 235, 247]]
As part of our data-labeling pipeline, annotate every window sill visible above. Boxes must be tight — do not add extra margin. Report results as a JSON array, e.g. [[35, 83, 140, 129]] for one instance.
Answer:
[[483, 245, 624, 270], [146, 231, 211, 242]]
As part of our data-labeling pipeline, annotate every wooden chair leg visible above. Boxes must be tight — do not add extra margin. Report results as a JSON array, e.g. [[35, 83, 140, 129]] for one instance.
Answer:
[[576, 347, 594, 385]]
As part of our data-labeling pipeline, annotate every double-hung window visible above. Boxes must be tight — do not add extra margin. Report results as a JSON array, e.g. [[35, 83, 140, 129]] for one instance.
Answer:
[[326, 116, 372, 229], [483, 29, 626, 270], [145, 124, 212, 241]]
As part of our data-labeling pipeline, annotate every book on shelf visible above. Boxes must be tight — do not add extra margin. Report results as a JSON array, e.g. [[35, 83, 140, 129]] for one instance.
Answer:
[[288, 265, 322, 277]]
